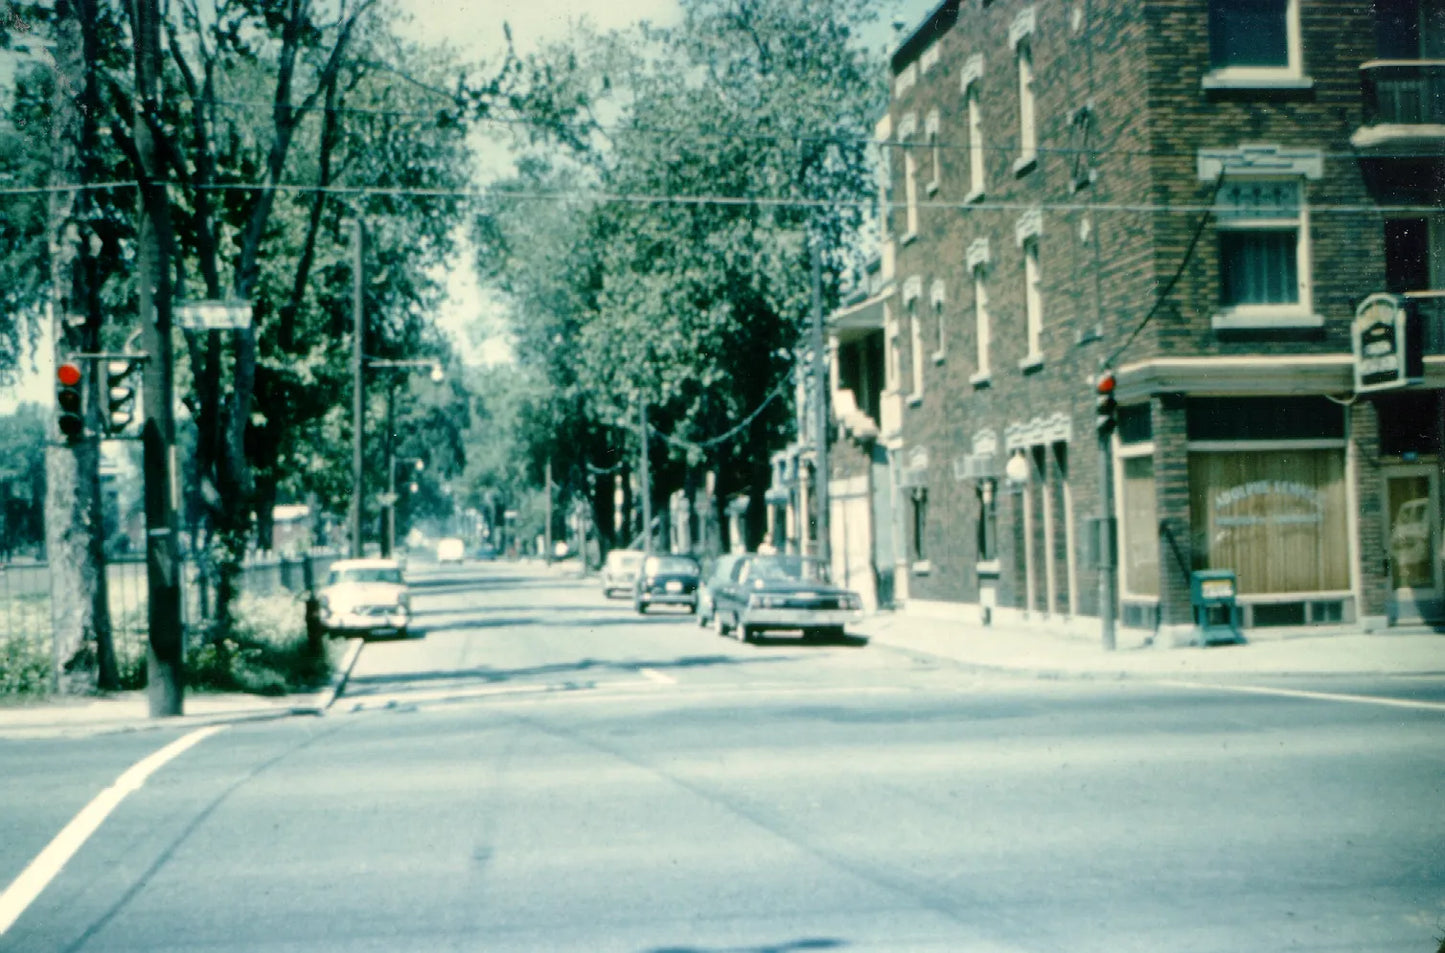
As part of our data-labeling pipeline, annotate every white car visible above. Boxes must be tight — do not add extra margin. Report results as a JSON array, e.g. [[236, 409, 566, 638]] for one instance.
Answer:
[[317, 558, 411, 639], [436, 537, 466, 564], [600, 549, 645, 598]]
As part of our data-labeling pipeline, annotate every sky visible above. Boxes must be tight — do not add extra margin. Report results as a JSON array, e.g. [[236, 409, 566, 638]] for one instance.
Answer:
[[0, 0, 941, 412]]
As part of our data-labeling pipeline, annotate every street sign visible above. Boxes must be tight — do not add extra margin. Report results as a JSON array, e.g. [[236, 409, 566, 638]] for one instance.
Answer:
[[1352, 293, 1422, 393], [176, 300, 253, 331]]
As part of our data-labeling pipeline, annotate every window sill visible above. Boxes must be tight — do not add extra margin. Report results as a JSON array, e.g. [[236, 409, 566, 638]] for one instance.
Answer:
[[931, 350, 946, 366], [911, 560, 933, 576], [964, 186, 986, 205], [1018, 352, 1044, 373], [925, 179, 939, 196], [1201, 69, 1313, 91], [1211, 309, 1323, 331], [969, 370, 992, 389], [899, 231, 919, 247], [1012, 153, 1038, 178], [976, 559, 1001, 576], [907, 392, 924, 407]]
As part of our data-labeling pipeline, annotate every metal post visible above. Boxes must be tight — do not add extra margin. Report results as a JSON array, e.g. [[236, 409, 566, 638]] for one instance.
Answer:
[[382, 383, 395, 558], [1098, 432, 1117, 651], [349, 220, 364, 558], [639, 401, 652, 554], [134, 0, 183, 715], [810, 237, 830, 566]]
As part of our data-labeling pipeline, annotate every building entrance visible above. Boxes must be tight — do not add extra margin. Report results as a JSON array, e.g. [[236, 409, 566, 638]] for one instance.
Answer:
[[1385, 466, 1443, 622]]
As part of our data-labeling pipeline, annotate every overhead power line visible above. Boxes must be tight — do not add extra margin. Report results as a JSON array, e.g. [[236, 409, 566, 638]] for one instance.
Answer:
[[4, 178, 1439, 217]]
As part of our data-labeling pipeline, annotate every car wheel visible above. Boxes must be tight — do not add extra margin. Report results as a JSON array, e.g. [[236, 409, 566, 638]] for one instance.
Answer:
[[635, 600, 647, 614], [713, 610, 730, 637], [739, 619, 756, 643]]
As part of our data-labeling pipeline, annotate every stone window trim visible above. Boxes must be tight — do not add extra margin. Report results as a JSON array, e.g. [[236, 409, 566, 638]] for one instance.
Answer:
[[896, 111, 919, 142], [967, 236, 992, 271], [1008, 6, 1037, 50], [960, 53, 985, 93], [921, 44, 941, 74], [1014, 207, 1043, 246], [1199, 149, 1323, 330], [904, 280, 926, 403], [894, 62, 918, 100]]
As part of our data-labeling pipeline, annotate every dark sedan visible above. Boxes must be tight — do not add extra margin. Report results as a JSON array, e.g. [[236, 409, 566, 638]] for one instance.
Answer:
[[633, 554, 702, 614], [709, 553, 863, 642]]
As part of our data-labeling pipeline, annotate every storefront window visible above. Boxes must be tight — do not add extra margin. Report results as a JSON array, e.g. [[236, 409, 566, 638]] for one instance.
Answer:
[[1188, 449, 1348, 594], [1121, 455, 1159, 597]]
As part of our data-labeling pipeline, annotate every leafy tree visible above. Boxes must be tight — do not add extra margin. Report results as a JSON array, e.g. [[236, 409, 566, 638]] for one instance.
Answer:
[[477, 0, 885, 548]]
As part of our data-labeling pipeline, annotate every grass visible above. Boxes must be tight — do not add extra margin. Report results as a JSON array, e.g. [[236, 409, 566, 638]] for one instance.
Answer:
[[0, 591, 332, 699]]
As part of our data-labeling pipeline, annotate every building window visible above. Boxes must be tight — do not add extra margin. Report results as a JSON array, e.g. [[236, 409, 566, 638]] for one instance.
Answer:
[[906, 293, 925, 401], [1022, 236, 1043, 363], [977, 479, 998, 562], [1212, 178, 1316, 329], [925, 110, 941, 194], [1120, 453, 1159, 598], [903, 151, 920, 242], [1205, 0, 1307, 88], [885, 304, 901, 393], [911, 488, 928, 562], [973, 266, 991, 382], [1186, 397, 1349, 596], [959, 51, 988, 199], [930, 280, 947, 362], [1014, 39, 1038, 175]]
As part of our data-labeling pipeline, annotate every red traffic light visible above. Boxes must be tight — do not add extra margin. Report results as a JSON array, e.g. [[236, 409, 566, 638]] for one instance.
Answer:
[[57, 362, 83, 387], [1096, 372, 1116, 394]]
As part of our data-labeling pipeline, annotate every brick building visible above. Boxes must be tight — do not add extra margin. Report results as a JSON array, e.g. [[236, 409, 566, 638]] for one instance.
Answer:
[[823, 0, 1445, 641]]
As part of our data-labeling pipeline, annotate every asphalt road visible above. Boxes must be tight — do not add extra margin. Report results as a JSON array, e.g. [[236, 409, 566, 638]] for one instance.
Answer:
[[3, 560, 1442, 953]]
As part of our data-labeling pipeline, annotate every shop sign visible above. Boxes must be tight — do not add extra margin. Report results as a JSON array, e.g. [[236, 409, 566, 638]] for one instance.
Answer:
[[1352, 293, 1422, 393], [1214, 479, 1325, 528]]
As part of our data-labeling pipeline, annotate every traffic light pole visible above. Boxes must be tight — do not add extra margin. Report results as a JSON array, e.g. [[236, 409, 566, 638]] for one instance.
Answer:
[[1095, 372, 1118, 652], [133, 0, 184, 715]]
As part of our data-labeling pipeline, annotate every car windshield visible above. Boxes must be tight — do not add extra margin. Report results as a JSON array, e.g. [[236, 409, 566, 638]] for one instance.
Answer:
[[747, 555, 830, 583], [645, 555, 699, 575], [329, 567, 403, 585], [608, 551, 644, 570]]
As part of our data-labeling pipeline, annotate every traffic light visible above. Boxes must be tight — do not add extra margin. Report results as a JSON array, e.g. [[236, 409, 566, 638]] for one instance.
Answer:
[[1095, 371, 1118, 438], [56, 362, 85, 441], [104, 360, 139, 436]]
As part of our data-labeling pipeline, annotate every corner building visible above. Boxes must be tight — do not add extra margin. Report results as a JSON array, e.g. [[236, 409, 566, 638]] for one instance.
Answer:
[[827, 0, 1445, 640]]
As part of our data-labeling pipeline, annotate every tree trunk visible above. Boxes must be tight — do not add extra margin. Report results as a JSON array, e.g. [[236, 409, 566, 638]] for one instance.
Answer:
[[44, 0, 118, 693]]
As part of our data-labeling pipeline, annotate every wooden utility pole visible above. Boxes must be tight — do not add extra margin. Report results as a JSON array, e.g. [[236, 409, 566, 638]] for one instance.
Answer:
[[639, 401, 652, 554], [350, 220, 365, 558], [133, 0, 184, 715], [809, 236, 830, 566]]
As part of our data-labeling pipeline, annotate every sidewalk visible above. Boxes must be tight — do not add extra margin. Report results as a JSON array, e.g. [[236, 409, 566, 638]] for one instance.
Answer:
[[856, 610, 1445, 679], [0, 640, 362, 739]]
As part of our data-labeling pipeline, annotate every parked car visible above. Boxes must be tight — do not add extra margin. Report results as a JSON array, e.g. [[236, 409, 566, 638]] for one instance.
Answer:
[[316, 557, 411, 639], [436, 537, 466, 564], [633, 554, 702, 613], [696, 553, 744, 627], [709, 553, 863, 643], [600, 548, 645, 597]]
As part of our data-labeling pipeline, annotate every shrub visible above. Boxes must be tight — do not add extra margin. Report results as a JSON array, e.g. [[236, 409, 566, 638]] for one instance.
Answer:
[[188, 592, 332, 695], [0, 633, 52, 697]]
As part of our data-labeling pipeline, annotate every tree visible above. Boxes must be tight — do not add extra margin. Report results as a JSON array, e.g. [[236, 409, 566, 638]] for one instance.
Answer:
[[477, 0, 885, 548]]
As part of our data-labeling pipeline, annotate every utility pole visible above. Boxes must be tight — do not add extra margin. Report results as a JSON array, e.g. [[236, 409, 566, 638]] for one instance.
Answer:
[[133, 0, 184, 715], [809, 235, 830, 566], [639, 401, 652, 554], [381, 380, 396, 558], [544, 457, 553, 564], [349, 220, 364, 558]]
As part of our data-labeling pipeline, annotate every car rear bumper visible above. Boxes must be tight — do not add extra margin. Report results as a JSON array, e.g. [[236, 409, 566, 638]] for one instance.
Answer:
[[323, 610, 408, 636], [639, 592, 697, 606], [741, 608, 862, 629]]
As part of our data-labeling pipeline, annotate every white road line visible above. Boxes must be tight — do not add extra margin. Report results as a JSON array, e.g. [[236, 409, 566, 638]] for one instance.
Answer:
[[0, 724, 226, 936], [638, 667, 677, 685], [1157, 680, 1445, 712]]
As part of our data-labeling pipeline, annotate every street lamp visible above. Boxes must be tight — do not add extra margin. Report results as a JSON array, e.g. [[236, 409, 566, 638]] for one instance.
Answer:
[[350, 354, 444, 559], [387, 457, 425, 556]]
